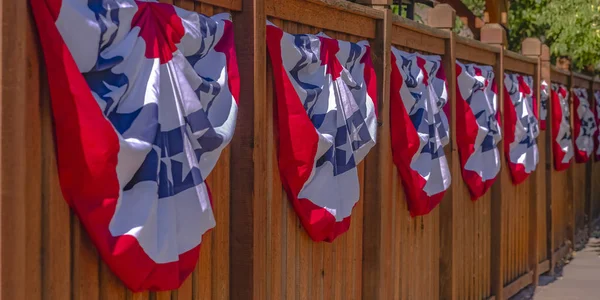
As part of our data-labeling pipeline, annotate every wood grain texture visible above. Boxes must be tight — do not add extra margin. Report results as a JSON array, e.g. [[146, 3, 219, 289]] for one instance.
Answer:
[[490, 47, 505, 300], [439, 31, 458, 300], [455, 41, 497, 66], [391, 24, 446, 55], [0, 0, 30, 299], [550, 69, 569, 86], [504, 56, 535, 76], [266, 0, 380, 39]]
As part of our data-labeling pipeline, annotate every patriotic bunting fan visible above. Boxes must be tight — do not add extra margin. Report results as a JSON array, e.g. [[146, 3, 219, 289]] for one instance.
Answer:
[[594, 90, 600, 161], [540, 80, 549, 130], [455, 62, 501, 200], [390, 48, 450, 217], [573, 88, 597, 163], [551, 84, 574, 170], [503, 73, 539, 184], [31, 0, 239, 291], [266, 23, 378, 242]]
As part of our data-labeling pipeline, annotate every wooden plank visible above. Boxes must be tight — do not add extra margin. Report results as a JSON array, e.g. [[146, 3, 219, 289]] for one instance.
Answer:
[[153, 291, 171, 300], [127, 292, 149, 300], [551, 73, 570, 86], [567, 72, 576, 248], [177, 278, 193, 300], [490, 46, 505, 300], [538, 260, 550, 274], [455, 43, 496, 66], [503, 271, 533, 299], [353, 164, 364, 300], [72, 217, 100, 300], [572, 75, 591, 89], [25, 14, 43, 300], [391, 24, 446, 55], [361, 8, 393, 300], [192, 0, 241, 11], [266, 49, 282, 300], [552, 243, 570, 266], [229, 0, 267, 297], [439, 30, 458, 300], [99, 262, 127, 300], [528, 55, 541, 287], [265, 0, 380, 39], [572, 71, 594, 82], [0, 0, 29, 298], [504, 55, 535, 76]]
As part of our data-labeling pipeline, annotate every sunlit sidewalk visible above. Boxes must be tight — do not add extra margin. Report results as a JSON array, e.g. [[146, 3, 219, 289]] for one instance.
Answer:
[[533, 237, 600, 300]]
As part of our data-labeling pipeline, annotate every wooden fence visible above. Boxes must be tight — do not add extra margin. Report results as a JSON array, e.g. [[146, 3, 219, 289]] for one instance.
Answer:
[[2, 0, 599, 299]]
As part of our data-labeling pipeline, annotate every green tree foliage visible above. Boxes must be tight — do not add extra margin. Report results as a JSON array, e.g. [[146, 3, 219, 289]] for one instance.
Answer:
[[461, 0, 485, 18], [462, 0, 600, 71], [541, 0, 600, 70]]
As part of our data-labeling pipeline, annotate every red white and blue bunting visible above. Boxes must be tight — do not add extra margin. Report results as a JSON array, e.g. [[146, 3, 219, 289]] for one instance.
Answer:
[[540, 80, 549, 130], [266, 23, 378, 242], [31, 0, 239, 291], [551, 83, 574, 171], [573, 88, 597, 163], [390, 48, 450, 216], [503, 73, 539, 184], [455, 62, 501, 200]]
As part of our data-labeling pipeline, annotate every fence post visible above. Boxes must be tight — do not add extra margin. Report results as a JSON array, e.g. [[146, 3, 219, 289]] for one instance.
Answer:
[[358, 1, 394, 299], [585, 77, 594, 239], [229, 1, 268, 299], [427, 4, 458, 300], [481, 21, 507, 300], [559, 61, 576, 252], [522, 37, 542, 287], [540, 44, 556, 275]]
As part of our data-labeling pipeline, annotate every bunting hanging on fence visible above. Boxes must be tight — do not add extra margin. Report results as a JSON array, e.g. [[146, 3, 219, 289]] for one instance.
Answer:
[[390, 48, 450, 217], [540, 80, 550, 130], [266, 23, 378, 242], [573, 88, 597, 163], [455, 62, 501, 200], [503, 73, 540, 184], [595, 90, 600, 161], [551, 84, 573, 171], [30, 0, 239, 292]]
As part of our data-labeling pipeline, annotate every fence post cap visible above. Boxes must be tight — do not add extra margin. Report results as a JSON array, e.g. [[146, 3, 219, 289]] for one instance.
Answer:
[[521, 38, 542, 57], [428, 4, 456, 30], [480, 23, 507, 47]]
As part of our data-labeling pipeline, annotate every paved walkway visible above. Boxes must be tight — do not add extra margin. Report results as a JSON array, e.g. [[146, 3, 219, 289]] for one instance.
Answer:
[[534, 237, 600, 299]]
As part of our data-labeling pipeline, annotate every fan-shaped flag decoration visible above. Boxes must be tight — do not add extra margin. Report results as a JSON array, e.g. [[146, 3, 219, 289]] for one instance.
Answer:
[[266, 23, 378, 242], [551, 84, 574, 170], [540, 80, 550, 130], [390, 48, 450, 217], [594, 90, 600, 161], [503, 73, 540, 184], [31, 0, 239, 291], [455, 62, 501, 200], [573, 88, 597, 163]]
